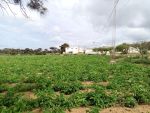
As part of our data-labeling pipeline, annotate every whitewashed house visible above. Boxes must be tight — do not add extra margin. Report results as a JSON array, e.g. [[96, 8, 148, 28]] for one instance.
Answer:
[[85, 49, 100, 55], [128, 47, 139, 54], [65, 47, 84, 54]]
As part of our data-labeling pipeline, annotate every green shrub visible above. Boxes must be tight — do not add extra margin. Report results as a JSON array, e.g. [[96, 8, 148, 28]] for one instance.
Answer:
[[123, 96, 137, 108], [86, 91, 116, 108], [68, 93, 88, 107], [53, 82, 84, 95], [14, 83, 38, 92]]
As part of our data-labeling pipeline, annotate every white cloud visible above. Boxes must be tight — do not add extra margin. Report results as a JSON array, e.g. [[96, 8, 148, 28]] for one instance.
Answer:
[[0, 0, 150, 49]]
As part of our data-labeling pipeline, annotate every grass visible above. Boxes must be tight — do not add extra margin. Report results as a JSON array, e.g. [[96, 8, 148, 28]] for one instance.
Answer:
[[0, 55, 149, 112]]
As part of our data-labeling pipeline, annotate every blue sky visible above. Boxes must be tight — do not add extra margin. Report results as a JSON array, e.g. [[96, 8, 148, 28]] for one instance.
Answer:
[[0, 0, 150, 49]]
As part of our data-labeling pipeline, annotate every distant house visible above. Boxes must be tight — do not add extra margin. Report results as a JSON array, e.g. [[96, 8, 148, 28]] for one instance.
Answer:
[[65, 47, 102, 55], [65, 47, 84, 54], [85, 49, 100, 55], [106, 51, 111, 55], [128, 47, 139, 54]]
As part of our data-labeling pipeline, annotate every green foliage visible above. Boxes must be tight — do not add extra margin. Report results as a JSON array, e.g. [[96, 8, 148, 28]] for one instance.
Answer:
[[60, 43, 69, 54], [116, 43, 129, 54], [93, 47, 112, 55], [125, 57, 150, 65], [123, 96, 137, 108], [86, 91, 116, 108], [68, 93, 88, 107], [53, 81, 84, 95], [0, 55, 149, 112]]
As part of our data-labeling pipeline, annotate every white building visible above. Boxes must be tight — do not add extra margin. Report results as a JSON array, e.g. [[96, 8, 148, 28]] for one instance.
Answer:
[[85, 49, 100, 55], [128, 47, 139, 54], [65, 47, 84, 54]]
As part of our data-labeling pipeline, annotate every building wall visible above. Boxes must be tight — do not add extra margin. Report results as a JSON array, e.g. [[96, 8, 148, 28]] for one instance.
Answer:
[[85, 49, 100, 55], [128, 47, 139, 54], [65, 47, 84, 54]]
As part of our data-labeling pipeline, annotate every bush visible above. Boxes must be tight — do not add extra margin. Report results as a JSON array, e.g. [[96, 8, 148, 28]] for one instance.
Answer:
[[86, 91, 116, 108], [123, 96, 137, 108], [53, 82, 84, 95]]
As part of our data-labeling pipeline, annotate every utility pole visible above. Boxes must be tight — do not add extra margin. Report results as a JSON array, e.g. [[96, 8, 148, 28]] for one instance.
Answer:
[[111, 0, 118, 63], [77, 40, 79, 53]]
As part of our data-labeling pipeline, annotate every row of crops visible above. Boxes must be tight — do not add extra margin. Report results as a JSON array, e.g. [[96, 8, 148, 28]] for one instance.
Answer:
[[0, 55, 150, 113]]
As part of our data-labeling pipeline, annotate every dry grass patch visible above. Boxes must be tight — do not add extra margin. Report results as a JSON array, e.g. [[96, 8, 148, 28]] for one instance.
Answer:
[[98, 81, 109, 87], [100, 105, 150, 113], [104, 90, 112, 96], [22, 91, 37, 99], [4, 83, 17, 87], [81, 81, 94, 86], [80, 88, 95, 93]]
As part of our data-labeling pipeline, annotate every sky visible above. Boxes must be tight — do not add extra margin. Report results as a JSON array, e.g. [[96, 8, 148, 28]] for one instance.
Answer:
[[0, 0, 150, 49]]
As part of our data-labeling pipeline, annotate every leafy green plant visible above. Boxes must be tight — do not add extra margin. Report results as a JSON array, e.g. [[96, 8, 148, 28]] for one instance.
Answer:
[[123, 96, 137, 108], [86, 90, 116, 108], [0, 55, 149, 112], [53, 81, 84, 95]]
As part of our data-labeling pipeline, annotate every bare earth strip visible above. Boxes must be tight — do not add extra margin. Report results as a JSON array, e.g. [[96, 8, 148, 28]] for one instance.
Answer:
[[81, 81, 109, 87], [66, 107, 89, 113], [100, 105, 150, 113], [66, 105, 150, 113]]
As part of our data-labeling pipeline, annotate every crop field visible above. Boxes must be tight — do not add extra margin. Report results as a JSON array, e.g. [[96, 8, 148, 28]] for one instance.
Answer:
[[0, 55, 150, 113]]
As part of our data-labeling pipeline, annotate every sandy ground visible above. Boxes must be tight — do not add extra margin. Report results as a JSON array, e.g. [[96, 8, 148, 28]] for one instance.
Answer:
[[81, 81, 109, 87], [100, 105, 150, 113], [66, 107, 89, 113], [66, 105, 150, 113]]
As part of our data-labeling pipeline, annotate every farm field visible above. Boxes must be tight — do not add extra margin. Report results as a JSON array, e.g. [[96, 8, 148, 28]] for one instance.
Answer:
[[0, 55, 150, 113]]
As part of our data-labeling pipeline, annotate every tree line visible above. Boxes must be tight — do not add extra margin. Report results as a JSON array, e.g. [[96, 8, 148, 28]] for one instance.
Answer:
[[0, 43, 70, 55], [93, 41, 150, 57], [0, 47, 60, 55]]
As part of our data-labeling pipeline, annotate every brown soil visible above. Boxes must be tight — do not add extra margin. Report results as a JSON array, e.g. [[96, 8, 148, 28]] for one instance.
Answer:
[[100, 105, 150, 113], [23, 91, 37, 99], [0, 91, 7, 95], [81, 81, 109, 87], [81, 81, 94, 86], [5, 83, 17, 87], [80, 89, 95, 93], [66, 107, 89, 113], [65, 105, 150, 113], [32, 108, 43, 113]]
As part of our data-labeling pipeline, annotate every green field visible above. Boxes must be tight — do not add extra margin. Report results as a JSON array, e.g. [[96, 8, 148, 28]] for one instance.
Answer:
[[0, 55, 150, 113]]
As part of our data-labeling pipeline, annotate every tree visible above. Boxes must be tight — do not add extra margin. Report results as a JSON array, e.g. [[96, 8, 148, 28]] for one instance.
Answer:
[[0, 0, 47, 17], [116, 43, 129, 54], [50, 47, 60, 53], [60, 43, 69, 54]]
